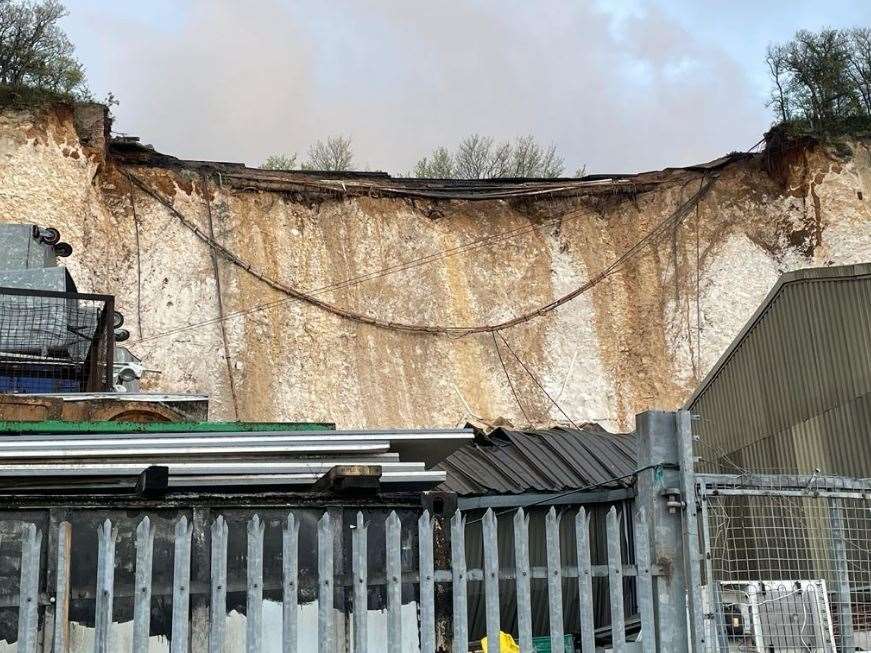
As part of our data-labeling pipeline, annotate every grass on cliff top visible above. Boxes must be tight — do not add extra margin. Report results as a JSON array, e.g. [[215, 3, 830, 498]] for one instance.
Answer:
[[763, 116, 871, 161], [768, 116, 871, 144], [0, 84, 84, 111]]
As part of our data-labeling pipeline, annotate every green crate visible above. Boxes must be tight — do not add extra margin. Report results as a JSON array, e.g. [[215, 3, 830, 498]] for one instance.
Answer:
[[531, 635, 573, 653]]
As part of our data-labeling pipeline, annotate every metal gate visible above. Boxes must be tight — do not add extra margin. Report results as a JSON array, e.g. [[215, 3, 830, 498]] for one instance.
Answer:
[[697, 473, 871, 652]]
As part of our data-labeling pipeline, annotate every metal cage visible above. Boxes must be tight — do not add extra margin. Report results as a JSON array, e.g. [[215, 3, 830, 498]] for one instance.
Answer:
[[0, 286, 114, 393]]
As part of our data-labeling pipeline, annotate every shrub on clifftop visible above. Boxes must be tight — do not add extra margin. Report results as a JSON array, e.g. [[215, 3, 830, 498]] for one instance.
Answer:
[[0, 0, 89, 103]]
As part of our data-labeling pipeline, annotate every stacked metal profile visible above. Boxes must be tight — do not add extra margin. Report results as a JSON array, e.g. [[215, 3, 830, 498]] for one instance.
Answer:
[[0, 422, 473, 492]]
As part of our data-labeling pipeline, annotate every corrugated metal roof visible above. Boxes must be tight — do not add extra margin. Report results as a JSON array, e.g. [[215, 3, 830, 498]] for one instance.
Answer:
[[687, 263, 871, 474], [436, 424, 637, 495]]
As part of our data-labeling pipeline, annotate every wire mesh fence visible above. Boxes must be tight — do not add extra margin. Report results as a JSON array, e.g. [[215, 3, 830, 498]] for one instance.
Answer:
[[0, 286, 114, 393], [699, 474, 871, 651]]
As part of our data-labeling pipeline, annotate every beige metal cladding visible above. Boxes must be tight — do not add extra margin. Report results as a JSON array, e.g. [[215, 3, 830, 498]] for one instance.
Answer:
[[688, 263, 871, 475]]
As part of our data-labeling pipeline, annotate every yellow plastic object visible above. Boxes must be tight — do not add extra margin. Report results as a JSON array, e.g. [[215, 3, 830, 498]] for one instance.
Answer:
[[481, 632, 521, 653]]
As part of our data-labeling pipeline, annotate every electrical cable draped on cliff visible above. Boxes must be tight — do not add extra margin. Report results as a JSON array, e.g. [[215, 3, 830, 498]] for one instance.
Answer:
[[124, 171, 716, 341]]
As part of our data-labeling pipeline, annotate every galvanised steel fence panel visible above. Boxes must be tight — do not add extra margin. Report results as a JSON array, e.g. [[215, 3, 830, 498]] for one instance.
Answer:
[[0, 505, 654, 652], [698, 472, 871, 652]]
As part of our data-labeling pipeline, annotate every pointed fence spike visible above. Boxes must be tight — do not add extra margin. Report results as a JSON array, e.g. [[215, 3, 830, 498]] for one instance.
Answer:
[[607, 506, 626, 653], [94, 519, 117, 653], [633, 506, 655, 653], [53, 521, 72, 653], [514, 508, 533, 652], [482, 508, 501, 653], [575, 508, 595, 653], [247, 514, 265, 653], [450, 511, 468, 653], [545, 507, 564, 653], [317, 513, 334, 653], [171, 515, 193, 653], [352, 512, 369, 653], [283, 513, 299, 653], [386, 511, 402, 653], [210, 516, 229, 653], [133, 517, 155, 653], [418, 510, 435, 653]]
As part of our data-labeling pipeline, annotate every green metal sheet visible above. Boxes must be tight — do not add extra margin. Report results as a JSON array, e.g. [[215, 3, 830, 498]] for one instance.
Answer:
[[0, 421, 335, 434]]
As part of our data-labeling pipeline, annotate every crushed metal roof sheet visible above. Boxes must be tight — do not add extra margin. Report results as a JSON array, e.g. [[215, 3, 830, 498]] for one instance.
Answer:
[[436, 424, 637, 496]]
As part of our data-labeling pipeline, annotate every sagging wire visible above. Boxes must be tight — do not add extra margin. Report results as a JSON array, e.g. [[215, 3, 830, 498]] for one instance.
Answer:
[[495, 331, 581, 430], [122, 170, 716, 344]]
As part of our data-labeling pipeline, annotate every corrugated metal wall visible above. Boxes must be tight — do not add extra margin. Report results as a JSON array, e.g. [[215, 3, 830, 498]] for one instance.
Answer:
[[689, 265, 871, 474]]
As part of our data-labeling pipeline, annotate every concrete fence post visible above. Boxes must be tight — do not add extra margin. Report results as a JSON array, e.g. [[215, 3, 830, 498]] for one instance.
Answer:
[[635, 410, 691, 650]]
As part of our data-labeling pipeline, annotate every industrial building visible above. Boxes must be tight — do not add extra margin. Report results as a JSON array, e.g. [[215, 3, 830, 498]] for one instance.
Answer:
[[687, 263, 871, 475]]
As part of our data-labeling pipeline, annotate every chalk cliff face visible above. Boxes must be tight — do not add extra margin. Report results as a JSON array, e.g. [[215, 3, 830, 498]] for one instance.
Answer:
[[0, 104, 869, 430]]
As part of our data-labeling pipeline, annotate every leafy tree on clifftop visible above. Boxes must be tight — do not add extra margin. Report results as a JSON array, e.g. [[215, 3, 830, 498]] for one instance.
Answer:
[[0, 0, 89, 99], [260, 153, 298, 171], [767, 27, 871, 132]]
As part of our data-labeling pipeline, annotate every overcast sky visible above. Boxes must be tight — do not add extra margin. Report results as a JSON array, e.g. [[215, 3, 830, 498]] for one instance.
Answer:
[[63, 1, 871, 174]]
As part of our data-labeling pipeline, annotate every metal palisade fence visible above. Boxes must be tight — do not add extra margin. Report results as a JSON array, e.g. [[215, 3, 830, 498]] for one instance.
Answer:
[[0, 411, 694, 652], [6, 503, 656, 653]]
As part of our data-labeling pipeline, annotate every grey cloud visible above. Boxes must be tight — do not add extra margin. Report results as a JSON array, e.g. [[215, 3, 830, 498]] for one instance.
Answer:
[[78, 1, 767, 174]]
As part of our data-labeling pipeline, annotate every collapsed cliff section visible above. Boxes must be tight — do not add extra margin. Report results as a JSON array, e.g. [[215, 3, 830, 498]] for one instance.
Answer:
[[0, 103, 868, 430]]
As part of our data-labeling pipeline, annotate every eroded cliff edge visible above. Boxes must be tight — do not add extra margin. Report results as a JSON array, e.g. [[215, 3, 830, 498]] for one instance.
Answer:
[[1, 103, 868, 430]]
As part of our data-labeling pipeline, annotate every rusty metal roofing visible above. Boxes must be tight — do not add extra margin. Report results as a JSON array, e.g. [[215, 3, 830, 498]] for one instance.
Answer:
[[435, 424, 637, 496]]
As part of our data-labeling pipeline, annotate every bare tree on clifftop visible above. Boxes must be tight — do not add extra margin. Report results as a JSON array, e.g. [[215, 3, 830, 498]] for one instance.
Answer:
[[305, 135, 354, 171], [263, 135, 354, 172], [414, 134, 565, 179], [0, 0, 88, 98]]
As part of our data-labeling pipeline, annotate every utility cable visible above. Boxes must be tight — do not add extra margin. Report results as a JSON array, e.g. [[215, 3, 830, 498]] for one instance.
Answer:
[[124, 171, 715, 342], [495, 331, 581, 430], [464, 463, 667, 525], [491, 332, 532, 424], [200, 171, 240, 420], [129, 202, 594, 344]]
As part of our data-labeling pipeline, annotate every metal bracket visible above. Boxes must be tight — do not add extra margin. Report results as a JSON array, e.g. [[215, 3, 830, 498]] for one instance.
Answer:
[[661, 487, 685, 512]]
